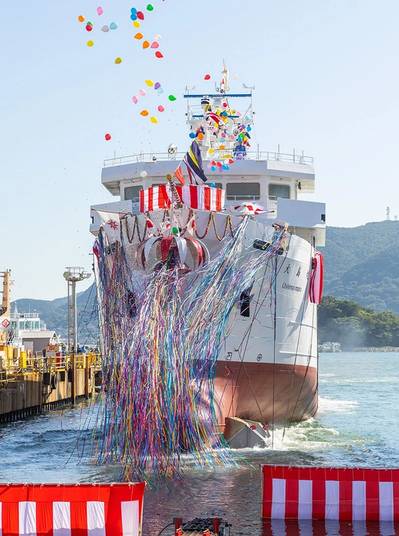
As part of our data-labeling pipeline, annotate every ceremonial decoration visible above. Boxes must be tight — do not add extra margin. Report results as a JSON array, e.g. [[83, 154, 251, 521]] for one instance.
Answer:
[[93, 209, 287, 480], [262, 465, 399, 521], [0, 483, 144, 535]]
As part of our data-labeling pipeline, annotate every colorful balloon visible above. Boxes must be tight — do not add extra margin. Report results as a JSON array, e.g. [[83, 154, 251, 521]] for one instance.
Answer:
[[105, 133, 112, 141], [139, 89, 146, 96], [101, 25, 109, 32], [154, 82, 161, 89], [146, 4, 154, 11], [142, 40, 150, 49], [150, 116, 158, 124], [114, 57, 122, 64], [140, 110, 149, 116], [157, 105, 165, 112], [97, 6, 104, 16], [78, 15, 85, 23], [168, 95, 176, 102], [87, 40, 94, 47], [132, 96, 139, 104], [134, 32, 143, 39], [155, 51, 164, 59], [151, 41, 159, 49], [204, 74, 211, 80], [86, 22, 93, 31], [133, 20, 140, 28], [145, 80, 154, 87], [110, 22, 118, 30], [137, 11, 144, 20], [189, 132, 196, 139]]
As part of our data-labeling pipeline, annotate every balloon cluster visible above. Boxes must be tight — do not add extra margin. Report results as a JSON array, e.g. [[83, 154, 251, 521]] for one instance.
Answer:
[[131, 5, 165, 59], [132, 80, 176, 124]]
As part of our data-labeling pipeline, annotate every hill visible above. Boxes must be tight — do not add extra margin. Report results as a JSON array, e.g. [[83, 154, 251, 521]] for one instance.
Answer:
[[322, 220, 399, 313], [13, 284, 98, 343], [318, 296, 399, 349], [12, 220, 399, 344]]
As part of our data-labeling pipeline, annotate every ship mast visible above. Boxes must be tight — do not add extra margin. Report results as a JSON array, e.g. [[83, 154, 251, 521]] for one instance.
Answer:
[[0, 270, 11, 318]]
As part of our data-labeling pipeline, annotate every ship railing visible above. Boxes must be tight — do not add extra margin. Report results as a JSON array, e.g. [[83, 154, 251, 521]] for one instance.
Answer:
[[103, 150, 314, 168]]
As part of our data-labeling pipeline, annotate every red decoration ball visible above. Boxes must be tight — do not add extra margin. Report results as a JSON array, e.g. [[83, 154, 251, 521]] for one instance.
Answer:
[[105, 133, 112, 141]]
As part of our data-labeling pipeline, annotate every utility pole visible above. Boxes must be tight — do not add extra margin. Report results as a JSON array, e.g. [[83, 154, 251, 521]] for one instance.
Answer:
[[63, 267, 91, 404]]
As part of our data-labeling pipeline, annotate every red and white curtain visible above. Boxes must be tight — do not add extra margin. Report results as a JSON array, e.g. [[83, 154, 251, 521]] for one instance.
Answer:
[[0, 483, 144, 535], [139, 185, 224, 213], [262, 465, 399, 521]]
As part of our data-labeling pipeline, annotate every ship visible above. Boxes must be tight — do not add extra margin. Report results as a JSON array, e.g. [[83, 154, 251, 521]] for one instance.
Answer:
[[90, 66, 326, 443]]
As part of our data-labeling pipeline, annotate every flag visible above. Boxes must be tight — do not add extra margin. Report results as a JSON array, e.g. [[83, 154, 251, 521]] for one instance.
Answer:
[[184, 140, 208, 184], [174, 164, 185, 185]]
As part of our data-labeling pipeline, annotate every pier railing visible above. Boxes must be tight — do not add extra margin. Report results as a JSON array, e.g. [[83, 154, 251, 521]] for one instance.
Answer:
[[0, 352, 102, 380]]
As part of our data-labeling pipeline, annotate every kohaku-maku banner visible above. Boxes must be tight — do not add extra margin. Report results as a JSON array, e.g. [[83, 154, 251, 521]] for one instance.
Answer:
[[262, 465, 399, 521], [0, 483, 144, 535]]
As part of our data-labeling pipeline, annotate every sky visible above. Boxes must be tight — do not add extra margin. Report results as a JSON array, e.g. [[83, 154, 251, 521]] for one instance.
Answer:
[[1, 0, 399, 300]]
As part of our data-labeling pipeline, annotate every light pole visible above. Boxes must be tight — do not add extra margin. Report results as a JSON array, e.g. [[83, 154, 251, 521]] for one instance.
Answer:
[[63, 267, 91, 404]]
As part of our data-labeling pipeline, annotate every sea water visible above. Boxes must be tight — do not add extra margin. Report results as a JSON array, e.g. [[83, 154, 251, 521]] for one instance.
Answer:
[[0, 352, 398, 535]]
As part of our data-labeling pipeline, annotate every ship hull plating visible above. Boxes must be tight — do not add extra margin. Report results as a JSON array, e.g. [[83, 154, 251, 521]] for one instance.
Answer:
[[214, 361, 317, 429]]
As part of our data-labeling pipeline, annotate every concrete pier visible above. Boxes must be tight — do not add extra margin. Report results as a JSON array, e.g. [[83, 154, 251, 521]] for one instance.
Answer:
[[0, 352, 101, 423]]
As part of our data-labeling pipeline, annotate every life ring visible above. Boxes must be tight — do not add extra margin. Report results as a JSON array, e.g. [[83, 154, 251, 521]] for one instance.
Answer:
[[309, 251, 324, 304]]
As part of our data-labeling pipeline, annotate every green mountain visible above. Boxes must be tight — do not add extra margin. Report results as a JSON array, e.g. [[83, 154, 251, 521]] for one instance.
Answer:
[[12, 220, 399, 345], [322, 220, 399, 314]]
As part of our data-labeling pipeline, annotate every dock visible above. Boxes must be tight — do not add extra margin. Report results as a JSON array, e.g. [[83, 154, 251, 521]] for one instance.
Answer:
[[0, 350, 101, 423]]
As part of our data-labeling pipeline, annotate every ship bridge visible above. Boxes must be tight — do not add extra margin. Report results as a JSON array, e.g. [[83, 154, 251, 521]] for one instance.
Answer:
[[91, 148, 325, 247]]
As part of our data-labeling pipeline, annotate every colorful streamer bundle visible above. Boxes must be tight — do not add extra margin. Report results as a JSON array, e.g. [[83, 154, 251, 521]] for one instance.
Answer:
[[92, 217, 286, 481]]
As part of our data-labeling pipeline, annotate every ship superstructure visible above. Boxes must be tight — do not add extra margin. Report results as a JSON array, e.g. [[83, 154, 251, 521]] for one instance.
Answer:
[[90, 68, 326, 439]]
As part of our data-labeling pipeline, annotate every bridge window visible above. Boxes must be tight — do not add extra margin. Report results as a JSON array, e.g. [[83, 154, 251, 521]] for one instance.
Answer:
[[226, 183, 260, 200], [269, 184, 290, 200], [124, 185, 143, 202]]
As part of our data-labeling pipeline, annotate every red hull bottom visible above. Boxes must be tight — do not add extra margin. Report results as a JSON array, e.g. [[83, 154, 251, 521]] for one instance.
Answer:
[[213, 361, 318, 431]]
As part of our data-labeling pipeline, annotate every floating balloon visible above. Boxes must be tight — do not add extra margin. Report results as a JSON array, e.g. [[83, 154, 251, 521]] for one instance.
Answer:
[[154, 82, 161, 89], [157, 87, 164, 95], [78, 15, 85, 23], [140, 170, 148, 178], [101, 25, 109, 32], [142, 40, 150, 49], [134, 32, 143, 39], [115, 57, 122, 64], [154, 34, 161, 40], [150, 116, 158, 124], [86, 22, 93, 31], [105, 133, 112, 141], [140, 109, 149, 116], [204, 74, 211, 80], [189, 132, 196, 139], [97, 6, 104, 16], [110, 22, 118, 30], [137, 11, 144, 20], [87, 40, 94, 47], [133, 20, 141, 28], [132, 96, 138, 104], [168, 95, 176, 101], [145, 80, 154, 87], [139, 89, 146, 96], [157, 105, 165, 112], [147, 4, 154, 11], [197, 132, 204, 141], [155, 51, 164, 59], [151, 41, 159, 49], [131, 13, 137, 21]]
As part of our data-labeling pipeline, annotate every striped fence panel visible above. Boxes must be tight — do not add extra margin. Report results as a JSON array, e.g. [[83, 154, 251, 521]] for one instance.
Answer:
[[262, 466, 399, 521], [0, 482, 145, 535]]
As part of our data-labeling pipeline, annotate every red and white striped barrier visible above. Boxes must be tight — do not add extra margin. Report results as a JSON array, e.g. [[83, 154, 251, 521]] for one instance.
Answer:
[[262, 466, 399, 521], [139, 185, 225, 213], [0, 483, 145, 535]]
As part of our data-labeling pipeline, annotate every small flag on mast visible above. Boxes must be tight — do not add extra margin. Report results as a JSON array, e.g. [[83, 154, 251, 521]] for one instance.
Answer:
[[183, 140, 208, 184]]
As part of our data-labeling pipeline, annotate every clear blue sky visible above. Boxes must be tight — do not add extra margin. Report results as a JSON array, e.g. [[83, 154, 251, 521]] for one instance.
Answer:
[[1, 0, 399, 299]]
